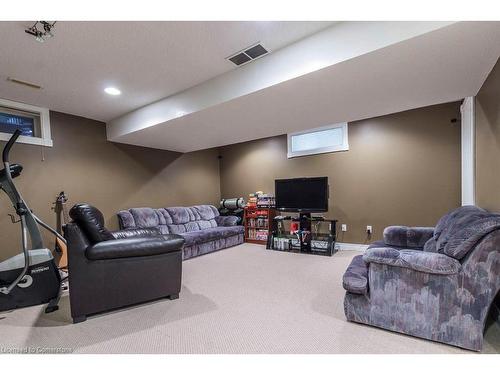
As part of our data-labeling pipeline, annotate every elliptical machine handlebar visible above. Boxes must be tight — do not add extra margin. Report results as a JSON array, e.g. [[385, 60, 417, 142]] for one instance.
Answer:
[[0, 129, 61, 312], [0, 130, 38, 296], [3, 129, 21, 164], [0, 129, 29, 295]]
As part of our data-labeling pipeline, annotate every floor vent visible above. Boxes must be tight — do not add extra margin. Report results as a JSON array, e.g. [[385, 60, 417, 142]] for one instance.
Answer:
[[227, 43, 269, 66]]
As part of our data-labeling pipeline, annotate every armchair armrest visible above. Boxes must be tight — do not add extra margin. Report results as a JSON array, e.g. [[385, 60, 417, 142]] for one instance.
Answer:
[[85, 235, 185, 260], [215, 215, 240, 227], [111, 227, 160, 239], [363, 247, 461, 275], [383, 226, 434, 249]]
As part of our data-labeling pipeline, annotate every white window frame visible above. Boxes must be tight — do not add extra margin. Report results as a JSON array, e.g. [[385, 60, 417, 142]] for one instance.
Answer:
[[287, 122, 349, 158], [0, 98, 53, 147]]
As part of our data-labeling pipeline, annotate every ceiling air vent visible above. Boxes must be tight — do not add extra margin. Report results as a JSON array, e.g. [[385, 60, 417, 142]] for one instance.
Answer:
[[227, 43, 269, 66]]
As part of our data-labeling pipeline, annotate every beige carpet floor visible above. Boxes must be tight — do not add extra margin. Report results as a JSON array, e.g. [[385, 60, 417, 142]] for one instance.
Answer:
[[1, 243, 499, 354]]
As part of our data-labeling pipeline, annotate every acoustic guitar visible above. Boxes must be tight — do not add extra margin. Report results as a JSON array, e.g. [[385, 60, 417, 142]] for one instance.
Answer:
[[53, 191, 69, 270]]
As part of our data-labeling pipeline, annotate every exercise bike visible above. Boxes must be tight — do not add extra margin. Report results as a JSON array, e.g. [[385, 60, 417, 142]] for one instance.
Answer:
[[0, 130, 63, 313]]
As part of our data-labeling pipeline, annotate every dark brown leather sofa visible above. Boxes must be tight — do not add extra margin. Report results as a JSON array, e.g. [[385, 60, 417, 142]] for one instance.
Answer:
[[64, 204, 184, 323]]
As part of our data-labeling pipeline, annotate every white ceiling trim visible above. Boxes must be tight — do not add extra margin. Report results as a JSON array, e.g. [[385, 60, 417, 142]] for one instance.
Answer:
[[106, 21, 454, 141]]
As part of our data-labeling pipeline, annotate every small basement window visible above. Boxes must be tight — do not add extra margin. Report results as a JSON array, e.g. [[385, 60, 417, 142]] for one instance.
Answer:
[[287, 123, 349, 158], [0, 98, 52, 147]]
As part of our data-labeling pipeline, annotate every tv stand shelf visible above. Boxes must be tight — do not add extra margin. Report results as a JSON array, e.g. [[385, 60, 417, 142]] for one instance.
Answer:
[[266, 213, 338, 256]]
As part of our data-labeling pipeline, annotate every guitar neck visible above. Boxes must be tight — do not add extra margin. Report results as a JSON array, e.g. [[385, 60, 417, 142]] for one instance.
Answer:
[[62, 203, 70, 226], [54, 193, 70, 234], [56, 212, 62, 233]]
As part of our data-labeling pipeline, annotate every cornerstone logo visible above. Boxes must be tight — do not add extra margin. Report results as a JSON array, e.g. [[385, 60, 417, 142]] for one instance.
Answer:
[[0, 346, 73, 354]]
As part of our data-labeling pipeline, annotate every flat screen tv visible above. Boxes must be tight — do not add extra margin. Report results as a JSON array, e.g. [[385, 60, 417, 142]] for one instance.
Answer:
[[275, 177, 329, 212]]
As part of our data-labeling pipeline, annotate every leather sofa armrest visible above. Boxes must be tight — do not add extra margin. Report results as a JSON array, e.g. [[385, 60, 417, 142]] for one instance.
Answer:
[[111, 228, 160, 239], [383, 226, 434, 249], [363, 247, 461, 275], [85, 235, 185, 260], [215, 215, 240, 227]]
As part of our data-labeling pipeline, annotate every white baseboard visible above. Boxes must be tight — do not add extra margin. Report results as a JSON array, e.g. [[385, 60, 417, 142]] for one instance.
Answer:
[[336, 242, 369, 251]]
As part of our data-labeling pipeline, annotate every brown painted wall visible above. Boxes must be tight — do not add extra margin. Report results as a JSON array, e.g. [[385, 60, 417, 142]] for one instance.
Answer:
[[476, 58, 500, 211], [0, 100, 463, 258], [0, 111, 221, 259], [219, 102, 461, 244]]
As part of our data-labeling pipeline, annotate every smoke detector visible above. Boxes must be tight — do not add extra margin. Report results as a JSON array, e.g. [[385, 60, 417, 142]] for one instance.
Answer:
[[227, 43, 269, 67]]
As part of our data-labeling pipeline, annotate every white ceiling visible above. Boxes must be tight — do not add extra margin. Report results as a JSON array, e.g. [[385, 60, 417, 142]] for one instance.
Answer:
[[2, 21, 499, 153], [111, 21, 500, 152], [0, 21, 333, 122]]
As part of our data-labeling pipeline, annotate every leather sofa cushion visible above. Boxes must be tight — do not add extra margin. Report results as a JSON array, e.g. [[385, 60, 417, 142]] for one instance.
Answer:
[[86, 234, 185, 260], [180, 226, 244, 246], [70, 203, 114, 243], [342, 255, 368, 295]]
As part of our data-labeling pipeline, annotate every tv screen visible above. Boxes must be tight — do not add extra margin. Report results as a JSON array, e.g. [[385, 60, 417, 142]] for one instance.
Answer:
[[275, 177, 329, 212]]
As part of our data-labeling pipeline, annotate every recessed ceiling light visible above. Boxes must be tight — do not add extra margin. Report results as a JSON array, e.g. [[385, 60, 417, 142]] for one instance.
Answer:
[[104, 87, 121, 96]]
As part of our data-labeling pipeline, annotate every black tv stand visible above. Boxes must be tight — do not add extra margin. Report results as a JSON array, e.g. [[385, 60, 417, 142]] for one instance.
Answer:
[[299, 213, 312, 252], [267, 213, 337, 256]]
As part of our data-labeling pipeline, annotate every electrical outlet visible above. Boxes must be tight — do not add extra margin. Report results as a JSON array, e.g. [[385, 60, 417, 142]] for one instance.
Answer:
[[366, 225, 373, 235], [341, 224, 347, 232]]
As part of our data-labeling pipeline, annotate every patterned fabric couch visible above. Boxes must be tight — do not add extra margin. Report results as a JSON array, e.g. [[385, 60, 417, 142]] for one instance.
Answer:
[[117, 205, 244, 260], [342, 205, 500, 351]]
